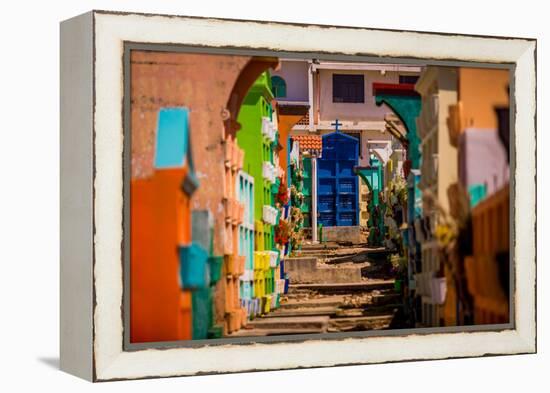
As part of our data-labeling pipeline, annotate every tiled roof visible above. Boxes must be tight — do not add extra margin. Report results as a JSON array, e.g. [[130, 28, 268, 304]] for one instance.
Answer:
[[296, 111, 310, 125], [292, 135, 322, 151]]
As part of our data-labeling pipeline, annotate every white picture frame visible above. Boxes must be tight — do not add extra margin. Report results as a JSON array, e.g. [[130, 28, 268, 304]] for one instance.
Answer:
[[60, 10, 536, 382]]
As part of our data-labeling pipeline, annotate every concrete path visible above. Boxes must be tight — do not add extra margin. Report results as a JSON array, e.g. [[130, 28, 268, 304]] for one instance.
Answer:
[[225, 241, 408, 338], [228, 328, 326, 337], [290, 280, 395, 293], [246, 316, 329, 331], [265, 306, 339, 318], [278, 296, 346, 309], [272, 242, 405, 333]]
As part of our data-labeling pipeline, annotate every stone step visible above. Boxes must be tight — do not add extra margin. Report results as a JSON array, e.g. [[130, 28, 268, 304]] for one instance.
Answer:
[[245, 315, 329, 331], [296, 248, 334, 253], [293, 252, 332, 259], [307, 266, 363, 284], [284, 257, 363, 284], [329, 314, 395, 324], [264, 306, 339, 318], [279, 296, 346, 309], [325, 248, 390, 264], [285, 257, 318, 270], [335, 305, 401, 318], [227, 327, 325, 337], [321, 226, 363, 244], [290, 280, 395, 294], [328, 314, 395, 331], [295, 246, 371, 254], [300, 242, 340, 250]]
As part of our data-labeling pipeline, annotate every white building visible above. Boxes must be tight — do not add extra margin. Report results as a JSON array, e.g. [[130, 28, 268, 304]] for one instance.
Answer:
[[272, 60, 421, 234]]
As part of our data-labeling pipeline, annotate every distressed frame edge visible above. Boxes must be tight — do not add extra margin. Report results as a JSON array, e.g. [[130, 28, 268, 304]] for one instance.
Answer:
[[89, 8, 537, 42], [511, 40, 537, 354], [59, 11, 95, 382], [89, 11, 537, 381]]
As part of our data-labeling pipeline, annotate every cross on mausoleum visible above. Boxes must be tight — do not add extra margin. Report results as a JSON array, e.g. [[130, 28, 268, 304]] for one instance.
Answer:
[[331, 119, 342, 132]]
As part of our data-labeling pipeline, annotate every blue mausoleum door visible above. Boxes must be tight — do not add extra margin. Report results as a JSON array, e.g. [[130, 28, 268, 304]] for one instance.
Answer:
[[317, 130, 359, 227]]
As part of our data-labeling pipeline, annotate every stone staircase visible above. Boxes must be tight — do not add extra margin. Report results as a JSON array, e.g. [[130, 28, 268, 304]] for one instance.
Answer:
[[227, 242, 405, 337], [284, 257, 363, 284]]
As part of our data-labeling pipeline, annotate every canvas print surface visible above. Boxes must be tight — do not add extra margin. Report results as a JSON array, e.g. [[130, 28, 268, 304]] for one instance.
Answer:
[[129, 50, 511, 343]]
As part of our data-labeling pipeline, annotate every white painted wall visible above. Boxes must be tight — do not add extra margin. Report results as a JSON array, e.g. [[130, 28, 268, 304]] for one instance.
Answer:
[[271, 60, 309, 102], [315, 69, 419, 122]]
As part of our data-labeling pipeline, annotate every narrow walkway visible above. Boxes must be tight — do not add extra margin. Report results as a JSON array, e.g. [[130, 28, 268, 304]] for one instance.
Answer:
[[229, 242, 406, 337]]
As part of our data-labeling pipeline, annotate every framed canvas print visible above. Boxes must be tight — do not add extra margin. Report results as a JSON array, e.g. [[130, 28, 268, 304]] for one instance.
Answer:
[[60, 10, 536, 381]]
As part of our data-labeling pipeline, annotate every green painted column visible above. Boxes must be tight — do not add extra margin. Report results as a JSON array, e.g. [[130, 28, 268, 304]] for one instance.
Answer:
[[374, 93, 422, 169], [236, 72, 280, 315], [355, 157, 385, 246], [355, 157, 383, 206], [190, 211, 216, 339], [236, 72, 275, 223]]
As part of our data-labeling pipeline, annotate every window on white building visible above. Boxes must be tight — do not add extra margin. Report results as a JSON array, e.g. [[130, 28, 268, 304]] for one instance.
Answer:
[[399, 75, 420, 85], [271, 76, 287, 98], [332, 74, 364, 103]]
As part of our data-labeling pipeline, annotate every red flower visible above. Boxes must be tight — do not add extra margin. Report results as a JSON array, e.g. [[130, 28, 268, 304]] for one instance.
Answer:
[[276, 178, 290, 205], [275, 219, 290, 245]]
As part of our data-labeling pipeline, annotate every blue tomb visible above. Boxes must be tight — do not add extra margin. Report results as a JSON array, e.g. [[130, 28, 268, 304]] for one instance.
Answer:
[[317, 122, 360, 227]]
